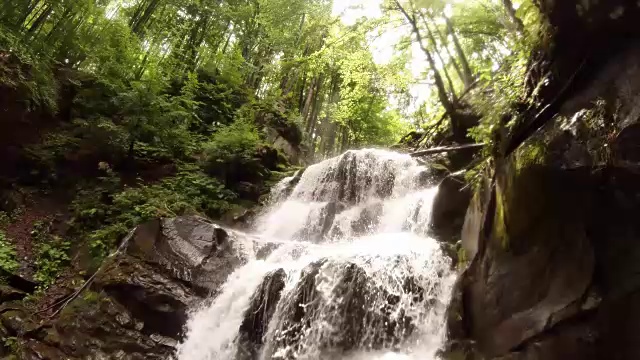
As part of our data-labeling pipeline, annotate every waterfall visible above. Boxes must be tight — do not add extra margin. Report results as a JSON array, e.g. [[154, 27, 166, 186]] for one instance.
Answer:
[[177, 149, 456, 360]]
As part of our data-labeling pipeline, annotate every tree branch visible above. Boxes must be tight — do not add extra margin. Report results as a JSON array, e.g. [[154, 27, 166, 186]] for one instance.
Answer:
[[410, 143, 485, 157], [394, 0, 455, 114]]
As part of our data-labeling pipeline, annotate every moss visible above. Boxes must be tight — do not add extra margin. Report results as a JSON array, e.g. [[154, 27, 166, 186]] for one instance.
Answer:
[[59, 290, 105, 320], [456, 246, 468, 269], [489, 158, 593, 255], [493, 182, 509, 249], [515, 140, 548, 172], [42, 327, 62, 346]]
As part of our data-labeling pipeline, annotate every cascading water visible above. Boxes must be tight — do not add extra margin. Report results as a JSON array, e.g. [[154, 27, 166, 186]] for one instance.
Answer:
[[177, 149, 456, 360]]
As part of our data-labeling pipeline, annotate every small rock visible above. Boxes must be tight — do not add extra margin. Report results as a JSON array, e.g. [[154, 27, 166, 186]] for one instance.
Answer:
[[0, 284, 26, 303], [1, 307, 36, 335]]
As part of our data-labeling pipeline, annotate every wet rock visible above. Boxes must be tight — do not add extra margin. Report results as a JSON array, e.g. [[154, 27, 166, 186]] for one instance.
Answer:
[[15, 216, 252, 359], [237, 268, 287, 359], [20, 339, 69, 360], [438, 340, 482, 360], [459, 184, 486, 263], [277, 168, 305, 201], [256, 145, 281, 171], [1, 306, 37, 336], [265, 261, 427, 359], [350, 202, 384, 236], [231, 208, 257, 228], [262, 261, 323, 359], [613, 123, 640, 165], [440, 241, 462, 269], [335, 151, 359, 204], [0, 284, 27, 303], [326, 201, 384, 239], [236, 181, 262, 202], [531, 0, 640, 116], [460, 166, 595, 357], [49, 294, 177, 360], [333, 152, 396, 205], [0, 323, 9, 356], [128, 216, 246, 295], [259, 106, 303, 165], [445, 277, 467, 342], [456, 152, 640, 360], [0, 271, 38, 294], [99, 265, 194, 339], [294, 201, 347, 242], [431, 175, 472, 244], [493, 319, 597, 360], [254, 242, 281, 260], [588, 168, 640, 360], [272, 134, 301, 165]]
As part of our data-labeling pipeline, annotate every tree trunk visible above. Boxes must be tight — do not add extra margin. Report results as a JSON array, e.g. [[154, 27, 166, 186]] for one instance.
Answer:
[[26, 4, 52, 35], [17, 0, 41, 29], [340, 126, 350, 153], [298, 73, 308, 112], [422, 13, 457, 103], [45, 7, 72, 41], [130, 0, 162, 36], [183, 14, 211, 71], [395, 1, 454, 115], [221, 26, 233, 54], [136, 46, 153, 80], [501, 0, 525, 34], [445, 17, 474, 88], [307, 80, 325, 139]]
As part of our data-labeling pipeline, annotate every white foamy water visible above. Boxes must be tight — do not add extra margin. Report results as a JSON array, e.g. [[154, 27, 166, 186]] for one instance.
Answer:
[[177, 149, 455, 360]]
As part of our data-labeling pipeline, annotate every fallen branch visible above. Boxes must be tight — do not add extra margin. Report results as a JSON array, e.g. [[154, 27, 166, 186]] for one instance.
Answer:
[[410, 143, 485, 157], [415, 80, 481, 150], [505, 58, 587, 156], [49, 227, 138, 319]]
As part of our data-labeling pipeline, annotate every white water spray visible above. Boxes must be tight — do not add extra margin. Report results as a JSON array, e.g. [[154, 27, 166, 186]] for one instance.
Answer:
[[177, 150, 455, 360]]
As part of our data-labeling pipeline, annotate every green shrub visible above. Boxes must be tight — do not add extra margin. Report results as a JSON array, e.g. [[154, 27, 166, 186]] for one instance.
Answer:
[[201, 120, 266, 187], [204, 120, 262, 161], [31, 221, 71, 287], [70, 168, 236, 260], [34, 237, 71, 286], [0, 231, 19, 274], [0, 211, 10, 227], [0, 25, 58, 113]]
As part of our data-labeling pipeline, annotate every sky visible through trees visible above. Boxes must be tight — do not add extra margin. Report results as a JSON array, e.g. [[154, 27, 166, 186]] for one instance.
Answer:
[[1, 0, 540, 157], [0, 0, 543, 292]]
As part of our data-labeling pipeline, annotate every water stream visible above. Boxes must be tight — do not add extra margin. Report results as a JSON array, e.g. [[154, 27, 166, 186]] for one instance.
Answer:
[[177, 149, 456, 360]]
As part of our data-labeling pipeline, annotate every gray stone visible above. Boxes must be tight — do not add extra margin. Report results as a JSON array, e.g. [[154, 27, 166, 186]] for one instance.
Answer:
[[11, 216, 254, 359]]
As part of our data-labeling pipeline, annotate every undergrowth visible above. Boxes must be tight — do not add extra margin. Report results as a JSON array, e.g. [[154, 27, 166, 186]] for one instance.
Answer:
[[0, 230, 19, 275], [31, 221, 71, 287], [69, 164, 237, 261]]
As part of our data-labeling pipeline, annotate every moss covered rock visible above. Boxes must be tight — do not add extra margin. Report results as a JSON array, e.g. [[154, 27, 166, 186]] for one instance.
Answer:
[[4, 216, 267, 359]]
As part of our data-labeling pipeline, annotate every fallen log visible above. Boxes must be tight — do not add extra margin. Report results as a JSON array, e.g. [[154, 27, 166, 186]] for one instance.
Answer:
[[409, 143, 485, 157]]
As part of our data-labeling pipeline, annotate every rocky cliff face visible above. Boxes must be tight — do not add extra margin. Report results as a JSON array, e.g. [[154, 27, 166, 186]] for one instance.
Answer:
[[0, 216, 275, 359], [445, 1, 640, 357], [6, 2, 640, 359]]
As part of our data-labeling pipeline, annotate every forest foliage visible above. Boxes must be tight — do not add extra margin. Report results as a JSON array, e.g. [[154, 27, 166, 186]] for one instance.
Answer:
[[0, 0, 543, 287], [385, 0, 543, 149], [0, 0, 412, 271]]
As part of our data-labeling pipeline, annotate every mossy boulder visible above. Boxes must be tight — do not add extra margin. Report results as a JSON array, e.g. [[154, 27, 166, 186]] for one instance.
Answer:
[[6, 216, 266, 359]]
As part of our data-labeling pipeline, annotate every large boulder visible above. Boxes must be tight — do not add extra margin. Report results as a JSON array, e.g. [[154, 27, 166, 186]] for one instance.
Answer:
[[237, 268, 287, 360], [460, 165, 595, 357], [449, 48, 640, 358], [262, 261, 428, 359], [431, 175, 472, 244], [8, 216, 253, 359], [125, 216, 248, 297], [534, 0, 640, 92]]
